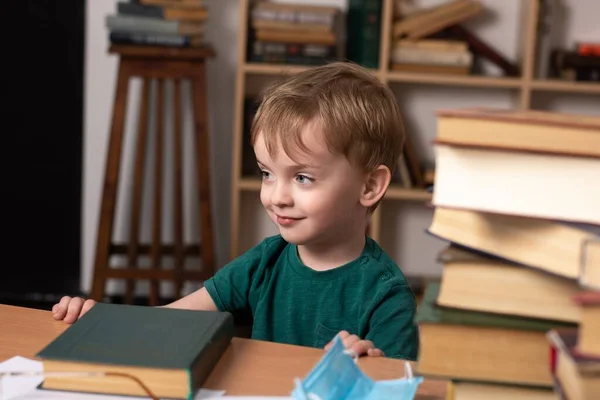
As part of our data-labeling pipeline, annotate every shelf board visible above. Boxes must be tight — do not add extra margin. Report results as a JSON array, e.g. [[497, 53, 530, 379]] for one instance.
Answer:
[[243, 62, 312, 76], [531, 79, 600, 94], [387, 71, 523, 88], [238, 178, 432, 202], [385, 185, 432, 201], [243, 62, 381, 78]]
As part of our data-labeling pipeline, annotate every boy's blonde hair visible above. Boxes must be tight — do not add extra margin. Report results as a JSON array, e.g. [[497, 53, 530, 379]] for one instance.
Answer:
[[250, 62, 405, 175]]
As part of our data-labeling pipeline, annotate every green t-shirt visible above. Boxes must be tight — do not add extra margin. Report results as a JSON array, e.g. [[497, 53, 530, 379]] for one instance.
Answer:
[[204, 235, 419, 360]]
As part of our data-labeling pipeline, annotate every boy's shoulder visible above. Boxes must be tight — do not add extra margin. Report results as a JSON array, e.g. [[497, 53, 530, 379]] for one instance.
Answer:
[[362, 237, 412, 288]]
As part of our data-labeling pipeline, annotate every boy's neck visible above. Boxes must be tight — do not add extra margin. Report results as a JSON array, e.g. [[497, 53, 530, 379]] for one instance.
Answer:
[[296, 229, 367, 271]]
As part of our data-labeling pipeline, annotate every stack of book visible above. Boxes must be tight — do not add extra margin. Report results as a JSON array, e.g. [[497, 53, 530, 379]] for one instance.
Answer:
[[247, 2, 341, 66], [390, 0, 479, 75], [391, 0, 520, 77], [550, 42, 600, 82], [106, 0, 208, 48], [415, 107, 600, 399]]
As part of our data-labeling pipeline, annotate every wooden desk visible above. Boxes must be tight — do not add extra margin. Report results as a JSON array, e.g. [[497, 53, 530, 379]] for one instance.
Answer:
[[0, 304, 448, 398]]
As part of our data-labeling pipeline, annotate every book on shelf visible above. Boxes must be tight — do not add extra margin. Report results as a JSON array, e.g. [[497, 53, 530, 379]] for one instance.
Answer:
[[392, 0, 482, 40], [109, 31, 205, 47], [401, 132, 425, 188], [108, 0, 209, 48], [389, 1, 520, 77], [35, 303, 234, 399], [390, 46, 473, 67], [391, 63, 470, 75], [247, 2, 342, 66], [416, 283, 575, 388], [550, 48, 600, 82], [251, 19, 333, 33], [248, 43, 337, 66], [547, 329, 600, 400], [251, 2, 340, 26], [117, 1, 208, 22], [394, 38, 468, 52], [389, 38, 474, 74], [391, 154, 413, 188], [432, 107, 600, 225], [254, 29, 336, 46], [105, 14, 206, 35], [346, 0, 383, 69]]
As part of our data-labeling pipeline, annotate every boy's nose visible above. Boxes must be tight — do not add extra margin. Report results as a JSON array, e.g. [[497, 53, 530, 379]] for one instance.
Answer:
[[270, 182, 293, 207]]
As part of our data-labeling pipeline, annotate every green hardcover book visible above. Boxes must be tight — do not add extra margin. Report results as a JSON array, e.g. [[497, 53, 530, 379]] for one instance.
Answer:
[[417, 282, 575, 331], [346, 0, 382, 69], [36, 303, 234, 399]]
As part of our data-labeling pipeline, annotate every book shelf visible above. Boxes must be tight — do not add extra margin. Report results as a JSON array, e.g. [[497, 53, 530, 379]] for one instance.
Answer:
[[228, 0, 599, 260]]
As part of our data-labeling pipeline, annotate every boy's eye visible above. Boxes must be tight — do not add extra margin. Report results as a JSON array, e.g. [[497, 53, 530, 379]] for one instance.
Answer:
[[295, 174, 314, 184], [260, 170, 273, 180]]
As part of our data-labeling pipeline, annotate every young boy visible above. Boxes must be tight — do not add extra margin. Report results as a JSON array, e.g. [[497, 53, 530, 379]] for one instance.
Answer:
[[53, 62, 419, 360]]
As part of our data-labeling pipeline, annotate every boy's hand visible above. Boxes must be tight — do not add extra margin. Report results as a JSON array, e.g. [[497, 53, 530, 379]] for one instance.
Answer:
[[52, 296, 97, 324], [324, 330, 385, 357]]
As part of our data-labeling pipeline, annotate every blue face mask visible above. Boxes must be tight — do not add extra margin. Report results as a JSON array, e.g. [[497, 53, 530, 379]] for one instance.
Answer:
[[291, 335, 423, 400]]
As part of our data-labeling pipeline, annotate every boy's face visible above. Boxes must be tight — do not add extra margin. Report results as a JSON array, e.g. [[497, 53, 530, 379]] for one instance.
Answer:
[[254, 124, 368, 247]]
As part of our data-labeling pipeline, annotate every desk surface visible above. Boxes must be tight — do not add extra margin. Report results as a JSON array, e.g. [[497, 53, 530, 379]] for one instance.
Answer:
[[0, 304, 447, 398]]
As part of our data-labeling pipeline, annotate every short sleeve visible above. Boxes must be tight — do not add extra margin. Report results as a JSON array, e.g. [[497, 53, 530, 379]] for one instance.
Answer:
[[203, 242, 265, 313], [365, 281, 419, 361]]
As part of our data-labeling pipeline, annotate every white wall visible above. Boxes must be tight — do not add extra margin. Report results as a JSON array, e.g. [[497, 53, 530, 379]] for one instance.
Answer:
[[82, 0, 600, 294]]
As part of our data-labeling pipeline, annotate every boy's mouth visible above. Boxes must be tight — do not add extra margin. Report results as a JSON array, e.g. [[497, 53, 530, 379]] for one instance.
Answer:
[[275, 215, 303, 226]]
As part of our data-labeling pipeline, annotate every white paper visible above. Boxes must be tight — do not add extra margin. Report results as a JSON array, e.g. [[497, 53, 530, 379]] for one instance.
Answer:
[[0, 356, 225, 400]]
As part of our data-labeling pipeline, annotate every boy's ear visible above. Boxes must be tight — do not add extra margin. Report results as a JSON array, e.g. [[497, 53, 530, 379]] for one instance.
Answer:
[[360, 165, 391, 208]]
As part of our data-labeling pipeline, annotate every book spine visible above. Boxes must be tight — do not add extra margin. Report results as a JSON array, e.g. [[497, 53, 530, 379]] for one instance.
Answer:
[[574, 67, 600, 82], [249, 53, 333, 66], [251, 9, 334, 26], [117, 2, 165, 19], [109, 31, 190, 47], [106, 15, 179, 35], [346, 0, 382, 69], [550, 49, 600, 70], [391, 48, 472, 66], [394, 39, 468, 52], [252, 41, 335, 58]]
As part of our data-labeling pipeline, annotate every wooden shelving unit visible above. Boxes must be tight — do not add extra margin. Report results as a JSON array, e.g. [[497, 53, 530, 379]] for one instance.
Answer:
[[229, 0, 598, 260]]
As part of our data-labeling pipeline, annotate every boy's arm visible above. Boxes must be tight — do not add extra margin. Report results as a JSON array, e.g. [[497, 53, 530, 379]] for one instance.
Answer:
[[164, 287, 217, 311], [167, 240, 267, 312], [365, 282, 419, 361]]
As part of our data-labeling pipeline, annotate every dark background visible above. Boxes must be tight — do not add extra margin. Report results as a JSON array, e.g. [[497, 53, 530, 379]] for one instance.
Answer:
[[1, 1, 85, 309]]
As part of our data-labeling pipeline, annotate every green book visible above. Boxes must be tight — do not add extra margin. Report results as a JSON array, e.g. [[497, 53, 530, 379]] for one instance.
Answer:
[[36, 303, 234, 400], [346, 0, 382, 69], [417, 282, 576, 331]]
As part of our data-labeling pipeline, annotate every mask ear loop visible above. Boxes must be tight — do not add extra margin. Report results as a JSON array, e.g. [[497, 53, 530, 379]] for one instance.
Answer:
[[403, 361, 414, 380]]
